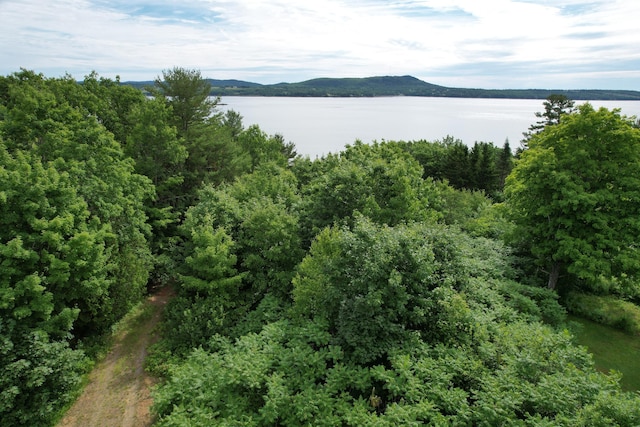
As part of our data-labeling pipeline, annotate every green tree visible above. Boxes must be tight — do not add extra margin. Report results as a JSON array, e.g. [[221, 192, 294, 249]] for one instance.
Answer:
[[222, 109, 244, 140], [238, 125, 294, 171], [184, 164, 304, 302], [152, 69, 254, 209], [521, 94, 575, 150], [505, 104, 640, 291], [497, 139, 513, 188], [0, 69, 154, 334], [470, 141, 499, 193], [292, 218, 471, 365], [0, 143, 98, 426], [67, 72, 148, 145], [443, 140, 471, 188], [402, 138, 448, 181], [124, 95, 187, 282], [153, 67, 218, 136], [125, 96, 186, 193], [159, 163, 304, 352], [0, 144, 109, 337], [298, 141, 440, 245], [0, 327, 88, 427], [152, 219, 640, 426]]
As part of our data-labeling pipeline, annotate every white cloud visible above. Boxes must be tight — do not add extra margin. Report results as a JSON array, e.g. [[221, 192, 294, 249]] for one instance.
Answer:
[[0, 0, 638, 89]]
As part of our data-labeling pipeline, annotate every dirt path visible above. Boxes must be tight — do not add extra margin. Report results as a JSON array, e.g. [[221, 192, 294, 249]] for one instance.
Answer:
[[58, 287, 173, 427]]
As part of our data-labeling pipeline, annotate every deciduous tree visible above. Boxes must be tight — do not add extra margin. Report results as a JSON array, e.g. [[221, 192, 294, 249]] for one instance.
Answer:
[[506, 104, 640, 291]]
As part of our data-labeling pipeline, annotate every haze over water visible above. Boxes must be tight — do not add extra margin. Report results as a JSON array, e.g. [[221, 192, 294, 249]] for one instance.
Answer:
[[220, 97, 640, 158]]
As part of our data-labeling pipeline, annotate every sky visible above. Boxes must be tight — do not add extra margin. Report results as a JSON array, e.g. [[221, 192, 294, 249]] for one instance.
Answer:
[[1, 0, 639, 90]]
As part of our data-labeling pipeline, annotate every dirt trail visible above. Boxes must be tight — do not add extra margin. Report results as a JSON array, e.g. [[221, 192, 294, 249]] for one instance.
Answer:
[[58, 287, 172, 427]]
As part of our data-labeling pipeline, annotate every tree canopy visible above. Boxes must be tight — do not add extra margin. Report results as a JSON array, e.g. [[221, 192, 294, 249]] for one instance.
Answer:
[[152, 67, 218, 136], [2, 67, 640, 426], [506, 103, 640, 291]]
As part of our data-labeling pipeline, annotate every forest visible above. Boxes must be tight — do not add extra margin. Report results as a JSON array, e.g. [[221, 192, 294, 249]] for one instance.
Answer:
[[1, 67, 640, 426]]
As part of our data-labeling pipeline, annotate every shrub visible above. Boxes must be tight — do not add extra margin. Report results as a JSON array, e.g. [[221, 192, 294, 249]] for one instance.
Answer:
[[564, 292, 640, 335]]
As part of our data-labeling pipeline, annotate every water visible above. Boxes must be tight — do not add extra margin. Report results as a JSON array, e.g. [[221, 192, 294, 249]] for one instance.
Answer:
[[218, 97, 640, 158]]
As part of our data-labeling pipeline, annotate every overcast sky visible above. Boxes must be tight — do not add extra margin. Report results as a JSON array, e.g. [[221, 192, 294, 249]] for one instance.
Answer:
[[1, 0, 639, 90]]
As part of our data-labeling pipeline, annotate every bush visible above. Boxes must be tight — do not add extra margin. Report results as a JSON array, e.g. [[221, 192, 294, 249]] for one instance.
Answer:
[[499, 281, 567, 326], [564, 292, 640, 335], [0, 327, 89, 427]]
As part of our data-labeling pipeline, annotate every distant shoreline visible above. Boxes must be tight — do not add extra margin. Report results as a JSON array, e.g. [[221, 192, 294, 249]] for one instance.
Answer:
[[123, 75, 640, 101]]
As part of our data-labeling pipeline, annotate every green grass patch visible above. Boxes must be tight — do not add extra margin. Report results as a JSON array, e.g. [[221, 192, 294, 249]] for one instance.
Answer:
[[112, 300, 156, 334], [568, 315, 640, 391], [563, 292, 640, 335], [77, 300, 155, 360]]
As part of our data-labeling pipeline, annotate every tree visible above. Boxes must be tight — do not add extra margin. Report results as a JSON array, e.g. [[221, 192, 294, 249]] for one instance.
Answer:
[[182, 163, 304, 304], [505, 104, 640, 291], [70, 72, 148, 145], [520, 94, 575, 150], [158, 163, 305, 353], [222, 109, 244, 140], [298, 141, 440, 245], [152, 68, 257, 209], [497, 139, 513, 188], [124, 95, 187, 275], [292, 218, 472, 365], [402, 138, 448, 181], [0, 143, 98, 426], [0, 69, 154, 334], [470, 142, 499, 193], [237, 125, 294, 171], [152, 218, 640, 425], [443, 141, 471, 188], [153, 67, 218, 136]]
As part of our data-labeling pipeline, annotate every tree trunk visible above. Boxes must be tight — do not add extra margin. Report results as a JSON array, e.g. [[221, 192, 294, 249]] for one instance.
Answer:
[[547, 261, 561, 290]]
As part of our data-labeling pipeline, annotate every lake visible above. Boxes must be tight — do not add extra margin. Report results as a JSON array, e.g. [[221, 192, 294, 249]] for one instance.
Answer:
[[218, 97, 640, 158]]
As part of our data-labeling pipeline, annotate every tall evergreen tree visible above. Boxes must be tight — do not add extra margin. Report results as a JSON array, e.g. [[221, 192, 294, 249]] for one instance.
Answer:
[[520, 94, 575, 151], [153, 67, 218, 136], [497, 139, 513, 188]]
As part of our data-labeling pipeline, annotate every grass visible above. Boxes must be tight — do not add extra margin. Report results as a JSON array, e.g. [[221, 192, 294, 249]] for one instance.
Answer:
[[563, 292, 640, 335], [56, 289, 171, 426], [568, 315, 640, 391]]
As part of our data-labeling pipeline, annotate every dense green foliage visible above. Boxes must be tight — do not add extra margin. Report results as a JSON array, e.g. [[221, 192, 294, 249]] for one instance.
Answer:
[[2, 67, 640, 425], [154, 212, 640, 425], [0, 70, 158, 424], [0, 67, 293, 425], [149, 109, 640, 424], [506, 104, 640, 292], [396, 137, 513, 197]]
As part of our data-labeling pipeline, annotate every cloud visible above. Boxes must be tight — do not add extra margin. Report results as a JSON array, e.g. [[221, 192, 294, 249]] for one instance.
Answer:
[[0, 0, 638, 89]]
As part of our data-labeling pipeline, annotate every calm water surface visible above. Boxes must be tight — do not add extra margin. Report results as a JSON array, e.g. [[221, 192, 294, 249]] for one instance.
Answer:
[[219, 97, 640, 158]]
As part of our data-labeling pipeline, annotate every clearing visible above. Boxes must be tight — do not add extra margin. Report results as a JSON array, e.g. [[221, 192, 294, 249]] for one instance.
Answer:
[[57, 286, 172, 427], [569, 315, 640, 391]]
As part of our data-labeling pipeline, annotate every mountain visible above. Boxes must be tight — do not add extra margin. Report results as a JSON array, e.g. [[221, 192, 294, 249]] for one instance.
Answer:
[[123, 75, 640, 100], [208, 79, 263, 88], [121, 78, 262, 91]]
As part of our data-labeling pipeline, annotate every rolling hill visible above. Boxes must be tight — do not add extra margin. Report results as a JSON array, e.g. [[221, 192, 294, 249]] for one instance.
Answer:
[[123, 75, 640, 100]]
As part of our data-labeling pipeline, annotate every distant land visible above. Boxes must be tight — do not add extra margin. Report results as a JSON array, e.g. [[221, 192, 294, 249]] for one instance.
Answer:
[[124, 75, 640, 100]]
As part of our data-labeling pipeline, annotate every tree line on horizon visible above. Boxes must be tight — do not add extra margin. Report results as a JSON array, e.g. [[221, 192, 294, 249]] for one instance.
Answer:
[[123, 74, 640, 100], [1, 67, 640, 425]]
